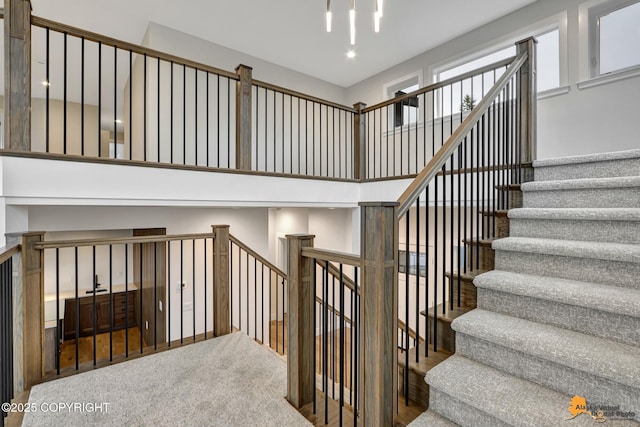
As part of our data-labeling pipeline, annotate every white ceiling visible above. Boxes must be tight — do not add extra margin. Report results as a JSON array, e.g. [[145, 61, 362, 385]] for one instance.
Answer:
[[30, 0, 539, 88]]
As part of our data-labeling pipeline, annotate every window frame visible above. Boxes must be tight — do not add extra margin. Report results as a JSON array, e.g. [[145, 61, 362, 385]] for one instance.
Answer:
[[587, 0, 640, 78]]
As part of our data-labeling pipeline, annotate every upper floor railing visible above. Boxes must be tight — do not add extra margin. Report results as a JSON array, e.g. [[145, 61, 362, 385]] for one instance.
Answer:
[[2, 7, 533, 185]]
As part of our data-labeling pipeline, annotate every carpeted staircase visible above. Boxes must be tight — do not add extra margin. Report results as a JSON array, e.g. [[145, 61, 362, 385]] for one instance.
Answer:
[[412, 149, 640, 426]]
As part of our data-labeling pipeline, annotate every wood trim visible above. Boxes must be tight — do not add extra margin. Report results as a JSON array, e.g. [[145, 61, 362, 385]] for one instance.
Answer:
[[229, 234, 287, 278], [361, 163, 534, 184], [301, 247, 361, 267], [212, 225, 230, 337], [22, 232, 45, 387], [362, 56, 516, 113], [0, 243, 21, 265], [30, 16, 238, 80], [5, 0, 32, 151], [0, 150, 360, 183], [286, 234, 315, 409], [235, 65, 253, 171], [34, 233, 216, 250], [359, 202, 398, 426], [252, 79, 357, 113]]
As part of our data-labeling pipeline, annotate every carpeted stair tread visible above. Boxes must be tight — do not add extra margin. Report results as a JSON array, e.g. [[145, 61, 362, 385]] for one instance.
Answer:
[[492, 237, 640, 264], [521, 176, 640, 192], [451, 309, 640, 390], [425, 355, 599, 427], [508, 207, 640, 222], [533, 149, 640, 167], [408, 410, 458, 427], [474, 270, 640, 319]]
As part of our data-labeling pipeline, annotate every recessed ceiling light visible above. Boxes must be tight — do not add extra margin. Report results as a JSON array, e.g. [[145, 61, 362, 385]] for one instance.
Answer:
[[115, 119, 123, 124], [41, 80, 50, 87], [346, 50, 356, 59]]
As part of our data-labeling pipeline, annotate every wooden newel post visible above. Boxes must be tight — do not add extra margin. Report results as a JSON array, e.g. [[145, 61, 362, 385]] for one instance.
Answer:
[[4, 0, 32, 150], [286, 233, 315, 409], [353, 102, 367, 180], [517, 37, 537, 164], [22, 232, 44, 387], [359, 202, 398, 427], [235, 64, 253, 170], [212, 225, 230, 336]]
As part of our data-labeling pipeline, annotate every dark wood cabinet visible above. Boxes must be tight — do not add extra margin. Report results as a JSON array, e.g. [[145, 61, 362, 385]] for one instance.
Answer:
[[63, 289, 137, 340]]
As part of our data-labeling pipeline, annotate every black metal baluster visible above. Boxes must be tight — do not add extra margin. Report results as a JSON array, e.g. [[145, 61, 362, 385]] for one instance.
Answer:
[[92, 246, 97, 366], [183, 65, 186, 165], [180, 240, 184, 344], [312, 261, 317, 415], [193, 240, 196, 341], [339, 264, 345, 426], [323, 261, 328, 425], [154, 242, 158, 349], [204, 239, 208, 339], [195, 69, 198, 165], [254, 258, 257, 340], [55, 248, 60, 375], [143, 53, 146, 161], [129, 51, 132, 160], [75, 247, 79, 370], [109, 245, 113, 361], [125, 244, 130, 355], [157, 58, 160, 162], [281, 276, 285, 354], [114, 47, 118, 159], [415, 196, 420, 362], [404, 211, 410, 405], [63, 33, 67, 155], [207, 74, 210, 167], [168, 242, 171, 347], [139, 244, 143, 353], [81, 37, 84, 156], [170, 61, 174, 164], [45, 28, 50, 153]]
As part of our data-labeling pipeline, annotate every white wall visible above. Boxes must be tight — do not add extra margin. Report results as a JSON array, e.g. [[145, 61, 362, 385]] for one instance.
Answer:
[[146, 23, 349, 106], [347, 0, 640, 159]]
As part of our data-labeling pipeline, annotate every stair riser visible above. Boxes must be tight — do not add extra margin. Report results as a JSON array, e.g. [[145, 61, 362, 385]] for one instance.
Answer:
[[429, 389, 511, 427], [510, 218, 640, 244], [446, 278, 477, 310], [399, 366, 430, 408], [534, 158, 640, 181], [495, 250, 640, 290], [427, 316, 456, 353], [455, 334, 640, 422], [477, 288, 640, 347], [465, 245, 494, 270], [497, 190, 523, 209], [523, 187, 640, 208]]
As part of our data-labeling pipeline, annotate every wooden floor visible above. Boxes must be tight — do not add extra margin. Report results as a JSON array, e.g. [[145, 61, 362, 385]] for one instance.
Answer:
[[299, 390, 425, 427], [58, 327, 142, 369]]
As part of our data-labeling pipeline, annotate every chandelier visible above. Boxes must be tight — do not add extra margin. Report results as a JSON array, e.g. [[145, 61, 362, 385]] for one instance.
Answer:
[[326, 0, 384, 45]]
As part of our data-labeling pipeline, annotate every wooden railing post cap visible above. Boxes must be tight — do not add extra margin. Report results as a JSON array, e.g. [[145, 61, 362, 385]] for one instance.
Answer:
[[285, 234, 315, 241], [353, 101, 367, 111], [211, 224, 230, 229], [358, 201, 399, 208], [235, 64, 253, 73]]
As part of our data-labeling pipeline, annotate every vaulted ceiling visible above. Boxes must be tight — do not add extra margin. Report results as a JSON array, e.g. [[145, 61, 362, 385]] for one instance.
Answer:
[[30, 0, 539, 88]]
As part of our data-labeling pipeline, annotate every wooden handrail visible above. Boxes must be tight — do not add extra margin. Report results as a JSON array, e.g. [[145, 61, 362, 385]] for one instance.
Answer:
[[0, 243, 21, 265], [229, 234, 287, 278], [30, 16, 239, 81], [396, 51, 528, 217], [33, 233, 215, 250], [252, 79, 357, 113], [302, 247, 361, 267], [362, 56, 515, 113]]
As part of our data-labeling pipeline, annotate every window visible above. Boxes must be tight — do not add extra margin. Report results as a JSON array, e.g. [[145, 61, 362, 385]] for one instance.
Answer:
[[589, 0, 640, 77], [434, 28, 562, 97]]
